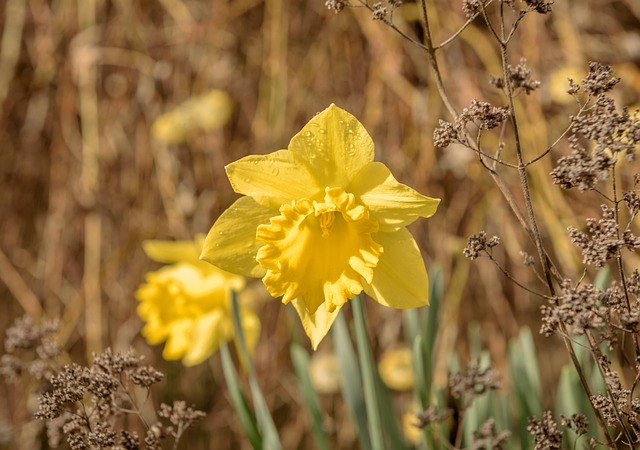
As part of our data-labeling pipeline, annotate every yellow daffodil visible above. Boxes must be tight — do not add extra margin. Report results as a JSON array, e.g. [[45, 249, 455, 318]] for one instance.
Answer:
[[378, 346, 415, 391], [201, 104, 439, 348], [309, 352, 341, 395], [136, 235, 260, 366], [151, 90, 232, 144]]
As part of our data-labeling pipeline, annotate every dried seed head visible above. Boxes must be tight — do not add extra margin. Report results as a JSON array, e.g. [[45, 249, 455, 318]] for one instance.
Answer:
[[527, 411, 562, 449], [463, 231, 500, 260], [325, 0, 346, 13]]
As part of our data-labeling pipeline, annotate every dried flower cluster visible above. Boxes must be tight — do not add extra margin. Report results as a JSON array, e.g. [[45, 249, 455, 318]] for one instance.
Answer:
[[371, 2, 387, 21], [434, 100, 510, 148], [577, 62, 620, 97], [462, 0, 483, 18], [0, 316, 204, 449], [568, 205, 640, 268], [413, 405, 453, 429], [540, 280, 607, 336], [523, 0, 554, 14], [36, 347, 204, 449], [552, 63, 639, 193], [469, 418, 511, 450], [325, 0, 347, 13], [490, 58, 541, 95], [590, 368, 640, 435], [550, 136, 614, 191], [527, 411, 563, 450], [463, 231, 501, 260], [448, 360, 502, 408], [0, 315, 61, 381]]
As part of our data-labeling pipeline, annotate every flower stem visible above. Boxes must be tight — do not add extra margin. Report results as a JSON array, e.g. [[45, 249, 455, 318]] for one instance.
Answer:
[[352, 294, 385, 450]]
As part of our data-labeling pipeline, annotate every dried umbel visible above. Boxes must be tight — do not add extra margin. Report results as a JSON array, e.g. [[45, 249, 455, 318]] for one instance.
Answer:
[[527, 411, 563, 450], [579, 62, 620, 97], [30, 346, 203, 449], [470, 418, 511, 450], [413, 405, 453, 428], [448, 360, 502, 408], [463, 231, 501, 260], [325, 0, 347, 13], [540, 280, 607, 336], [434, 100, 510, 148], [550, 136, 614, 191], [0, 315, 61, 382], [490, 58, 541, 95], [568, 205, 640, 268]]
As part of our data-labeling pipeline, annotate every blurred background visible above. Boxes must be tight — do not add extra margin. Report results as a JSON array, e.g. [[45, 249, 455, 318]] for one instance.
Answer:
[[0, 0, 639, 448]]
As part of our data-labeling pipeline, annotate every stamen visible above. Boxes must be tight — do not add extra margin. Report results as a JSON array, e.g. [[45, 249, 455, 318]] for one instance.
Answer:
[[319, 211, 335, 238]]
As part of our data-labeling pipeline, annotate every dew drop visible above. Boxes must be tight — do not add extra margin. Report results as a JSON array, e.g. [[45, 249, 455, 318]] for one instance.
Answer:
[[347, 129, 354, 134], [244, 177, 251, 182], [319, 128, 326, 134], [304, 131, 312, 137]]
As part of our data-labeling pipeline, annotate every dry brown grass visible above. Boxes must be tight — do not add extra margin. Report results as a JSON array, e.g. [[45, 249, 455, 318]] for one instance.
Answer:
[[1, 0, 639, 448]]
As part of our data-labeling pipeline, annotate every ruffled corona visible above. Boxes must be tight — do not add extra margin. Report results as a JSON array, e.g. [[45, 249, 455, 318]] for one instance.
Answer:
[[256, 187, 383, 314]]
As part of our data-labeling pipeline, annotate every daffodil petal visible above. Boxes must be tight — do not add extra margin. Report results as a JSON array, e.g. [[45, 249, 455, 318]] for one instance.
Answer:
[[183, 310, 229, 366], [225, 150, 322, 209], [349, 162, 440, 232], [142, 239, 200, 265], [162, 319, 192, 361], [291, 300, 343, 350], [364, 229, 429, 309], [288, 104, 374, 188], [240, 309, 261, 354], [201, 196, 273, 278]]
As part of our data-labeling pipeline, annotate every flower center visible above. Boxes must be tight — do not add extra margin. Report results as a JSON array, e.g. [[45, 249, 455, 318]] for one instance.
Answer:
[[255, 187, 383, 314]]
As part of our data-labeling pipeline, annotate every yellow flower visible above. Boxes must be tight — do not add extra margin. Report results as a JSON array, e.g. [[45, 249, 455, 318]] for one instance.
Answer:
[[136, 236, 260, 366], [378, 346, 415, 391], [151, 90, 232, 144], [402, 409, 423, 445], [201, 104, 439, 349], [309, 352, 341, 395]]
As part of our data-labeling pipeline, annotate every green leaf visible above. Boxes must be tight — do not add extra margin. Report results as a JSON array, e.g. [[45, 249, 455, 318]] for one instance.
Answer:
[[231, 293, 282, 450], [290, 343, 330, 450], [220, 343, 262, 450], [352, 296, 386, 450], [332, 311, 372, 450]]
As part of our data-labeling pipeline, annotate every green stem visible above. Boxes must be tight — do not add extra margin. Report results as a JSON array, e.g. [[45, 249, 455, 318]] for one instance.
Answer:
[[352, 294, 385, 450]]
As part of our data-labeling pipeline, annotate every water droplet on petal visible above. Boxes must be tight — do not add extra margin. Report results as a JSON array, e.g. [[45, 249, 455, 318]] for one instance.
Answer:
[[348, 129, 354, 134], [304, 131, 312, 137], [319, 129, 326, 134], [244, 177, 251, 182]]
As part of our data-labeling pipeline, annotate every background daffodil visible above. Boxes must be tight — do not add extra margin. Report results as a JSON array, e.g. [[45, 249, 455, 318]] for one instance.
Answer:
[[202, 104, 439, 349], [136, 236, 260, 366]]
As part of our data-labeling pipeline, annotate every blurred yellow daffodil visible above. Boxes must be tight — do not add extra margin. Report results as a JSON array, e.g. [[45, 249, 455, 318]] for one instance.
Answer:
[[201, 104, 439, 349], [378, 346, 415, 391], [136, 236, 260, 366], [151, 90, 232, 144]]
